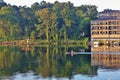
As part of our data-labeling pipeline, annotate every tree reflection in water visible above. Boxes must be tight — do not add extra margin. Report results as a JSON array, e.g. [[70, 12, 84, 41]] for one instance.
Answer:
[[0, 45, 97, 79]]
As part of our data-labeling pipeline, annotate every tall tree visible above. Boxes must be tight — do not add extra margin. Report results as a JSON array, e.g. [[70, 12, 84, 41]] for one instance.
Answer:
[[0, 6, 21, 40], [35, 8, 58, 42], [19, 6, 36, 38]]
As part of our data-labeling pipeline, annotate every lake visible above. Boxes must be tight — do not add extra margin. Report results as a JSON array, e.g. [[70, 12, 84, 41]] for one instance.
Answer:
[[0, 45, 120, 80]]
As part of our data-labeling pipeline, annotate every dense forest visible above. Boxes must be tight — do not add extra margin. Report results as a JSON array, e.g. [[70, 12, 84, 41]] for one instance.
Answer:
[[0, 0, 98, 43]]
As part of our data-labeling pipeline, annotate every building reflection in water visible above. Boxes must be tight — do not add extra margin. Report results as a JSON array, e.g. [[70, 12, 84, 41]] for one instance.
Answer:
[[91, 45, 120, 69]]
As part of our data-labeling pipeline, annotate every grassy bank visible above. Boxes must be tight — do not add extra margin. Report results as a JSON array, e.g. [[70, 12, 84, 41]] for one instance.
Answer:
[[0, 37, 89, 45]]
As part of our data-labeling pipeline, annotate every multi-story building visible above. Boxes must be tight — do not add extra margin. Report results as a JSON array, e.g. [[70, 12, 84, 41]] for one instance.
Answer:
[[91, 9, 120, 44]]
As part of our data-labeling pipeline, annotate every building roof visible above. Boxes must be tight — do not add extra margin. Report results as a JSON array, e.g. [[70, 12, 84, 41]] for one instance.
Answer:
[[95, 17, 120, 21], [99, 9, 120, 14]]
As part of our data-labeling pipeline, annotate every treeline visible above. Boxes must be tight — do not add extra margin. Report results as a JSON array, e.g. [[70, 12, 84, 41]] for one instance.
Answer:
[[0, 0, 98, 42]]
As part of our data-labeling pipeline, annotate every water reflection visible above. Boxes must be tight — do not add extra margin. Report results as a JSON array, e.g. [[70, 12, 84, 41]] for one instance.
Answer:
[[91, 53, 120, 69], [0, 45, 93, 80], [0, 45, 120, 80], [91, 45, 120, 69], [91, 45, 120, 80]]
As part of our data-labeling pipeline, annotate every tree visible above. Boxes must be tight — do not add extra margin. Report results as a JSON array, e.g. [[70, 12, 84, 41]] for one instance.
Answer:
[[31, 30, 36, 40], [0, 6, 21, 41], [19, 6, 36, 38], [35, 8, 58, 42], [0, 0, 98, 41]]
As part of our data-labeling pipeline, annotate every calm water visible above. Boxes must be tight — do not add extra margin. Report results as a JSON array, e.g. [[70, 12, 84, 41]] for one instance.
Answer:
[[0, 45, 120, 80]]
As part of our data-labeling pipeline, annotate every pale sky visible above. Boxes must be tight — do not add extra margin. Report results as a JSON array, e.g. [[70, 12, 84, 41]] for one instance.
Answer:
[[3, 0, 120, 11]]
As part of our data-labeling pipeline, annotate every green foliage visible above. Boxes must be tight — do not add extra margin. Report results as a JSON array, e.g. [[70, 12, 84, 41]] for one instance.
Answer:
[[0, 6, 22, 41], [31, 30, 36, 40], [0, 1, 98, 42], [35, 8, 58, 42]]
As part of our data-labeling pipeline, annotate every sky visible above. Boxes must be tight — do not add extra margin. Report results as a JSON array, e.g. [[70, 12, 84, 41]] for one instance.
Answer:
[[3, 0, 120, 12]]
